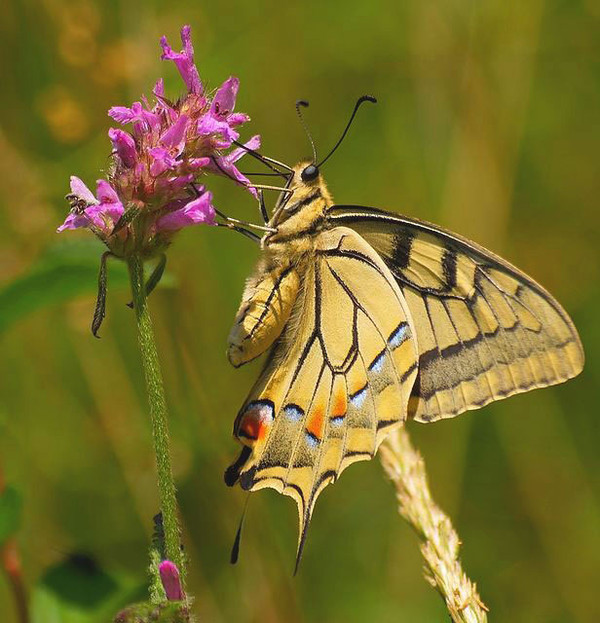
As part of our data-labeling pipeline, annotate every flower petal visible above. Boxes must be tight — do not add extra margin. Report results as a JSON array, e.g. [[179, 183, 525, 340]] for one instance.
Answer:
[[196, 115, 239, 148], [209, 155, 257, 198], [69, 176, 97, 204], [57, 211, 90, 232], [160, 25, 203, 95], [95, 179, 120, 204], [156, 174, 196, 192], [156, 192, 216, 231], [226, 134, 261, 163], [188, 157, 210, 170], [108, 128, 137, 168], [228, 112, 250, 127], [109, 101, 159, 133], [160, 114, 189, 153], [212, 76, 239, 118], [153, 78, 164, 98], [108, 105, 138, 125], [149, 147, 176, 177]]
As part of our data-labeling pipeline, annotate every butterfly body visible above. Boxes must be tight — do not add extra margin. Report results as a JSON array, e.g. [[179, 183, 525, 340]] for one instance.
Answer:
[[225, 162, 584, 563], [227, 163, 330, 367]]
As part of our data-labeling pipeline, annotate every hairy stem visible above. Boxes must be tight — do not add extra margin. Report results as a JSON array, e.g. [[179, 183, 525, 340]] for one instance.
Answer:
[[380, 427, 488, 623], [128, 254, 185, 583]]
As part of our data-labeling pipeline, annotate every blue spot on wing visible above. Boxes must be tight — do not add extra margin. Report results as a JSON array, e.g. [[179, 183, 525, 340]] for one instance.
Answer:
[[350, 386, 368, 408], [284, 404, 304, 421], [369, 350, 386, 373], [330, 415, 345, 426], [305, 431, 319, 447], [389, 323, 409, 349]]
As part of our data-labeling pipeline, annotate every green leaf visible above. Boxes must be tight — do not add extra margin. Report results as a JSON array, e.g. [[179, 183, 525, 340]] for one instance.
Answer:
[[40, 554, 119, 609], [0, 486, 23, 545], [0, 239, 175, 334], [31, 553, 146, 623], [0, 239, 127, 334]]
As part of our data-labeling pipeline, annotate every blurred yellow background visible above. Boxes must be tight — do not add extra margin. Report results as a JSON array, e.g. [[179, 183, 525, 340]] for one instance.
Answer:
[[1, 1, 599, 621]]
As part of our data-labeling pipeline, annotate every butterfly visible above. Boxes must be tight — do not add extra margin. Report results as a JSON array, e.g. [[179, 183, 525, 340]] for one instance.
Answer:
[[222, 97, 584, 568]]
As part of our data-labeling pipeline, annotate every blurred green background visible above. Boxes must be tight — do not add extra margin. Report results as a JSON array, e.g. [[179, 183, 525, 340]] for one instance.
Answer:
[[1, 0, 599, 621]]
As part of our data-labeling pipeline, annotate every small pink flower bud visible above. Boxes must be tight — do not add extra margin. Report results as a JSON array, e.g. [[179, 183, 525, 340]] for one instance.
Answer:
[[158, 560, 184, 601]]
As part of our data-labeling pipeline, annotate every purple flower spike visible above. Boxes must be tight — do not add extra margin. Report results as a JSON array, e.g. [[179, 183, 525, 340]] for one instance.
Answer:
[[160, 25, 202, 95], [158, 560, 185, 601], [156, 191, 215, 232], [59, 24, 259, 259]]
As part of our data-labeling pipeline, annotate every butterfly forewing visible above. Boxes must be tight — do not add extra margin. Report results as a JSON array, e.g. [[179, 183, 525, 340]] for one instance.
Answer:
[[227, 227, 418, 557], [328, 206, 584, 422]]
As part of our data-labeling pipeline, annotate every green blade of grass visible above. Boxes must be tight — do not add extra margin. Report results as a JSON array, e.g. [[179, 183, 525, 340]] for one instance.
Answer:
[[0, 239, 173, 334]]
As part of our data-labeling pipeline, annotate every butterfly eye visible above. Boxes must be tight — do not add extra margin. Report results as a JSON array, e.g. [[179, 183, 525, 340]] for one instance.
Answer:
[[300, 164, 319, 182]]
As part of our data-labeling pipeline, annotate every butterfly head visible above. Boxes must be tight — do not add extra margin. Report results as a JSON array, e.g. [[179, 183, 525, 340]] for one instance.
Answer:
[[299, 163, 319, 182], [263, 160, 333, 246], [262, 96, 377, 246]]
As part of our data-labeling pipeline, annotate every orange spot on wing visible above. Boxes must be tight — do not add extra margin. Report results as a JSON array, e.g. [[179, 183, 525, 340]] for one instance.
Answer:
[[331, 392, 347, 417], [306, 406, 325, 440]]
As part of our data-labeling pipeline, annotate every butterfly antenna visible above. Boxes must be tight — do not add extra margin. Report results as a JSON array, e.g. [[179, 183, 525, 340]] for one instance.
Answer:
[[296, 100, 318, 163], [316, 95, 377, 168], [230, 494, 251, 565]]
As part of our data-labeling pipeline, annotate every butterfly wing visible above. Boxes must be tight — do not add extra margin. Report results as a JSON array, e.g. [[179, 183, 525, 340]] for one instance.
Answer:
[[226, 227, 418, 562], [328, 206, 584, 423]]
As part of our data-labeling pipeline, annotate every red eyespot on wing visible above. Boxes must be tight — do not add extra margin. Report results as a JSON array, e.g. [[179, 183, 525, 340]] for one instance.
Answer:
[[237, 400, 274, 443]]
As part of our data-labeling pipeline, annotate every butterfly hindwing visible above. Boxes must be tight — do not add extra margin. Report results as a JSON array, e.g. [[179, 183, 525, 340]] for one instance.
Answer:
[[227, 227, 418, 559], [328, 206, 584, 422]]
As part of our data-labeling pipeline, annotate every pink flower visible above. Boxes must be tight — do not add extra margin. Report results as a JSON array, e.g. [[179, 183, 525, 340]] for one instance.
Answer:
[[108, 129, 137, 168], [158, 560, 184, 601], [196, 77, 247, 148], [58, 177, 123, 235], [156, 190, 215, 232], [160, 25, 202, 96], [58, 25, 260, 259], [208, 134, 261, 197], [108, 101, 160, 133]]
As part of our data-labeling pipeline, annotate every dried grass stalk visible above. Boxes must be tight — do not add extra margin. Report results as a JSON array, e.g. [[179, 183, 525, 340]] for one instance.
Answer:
[[379, 426, 488, 622]]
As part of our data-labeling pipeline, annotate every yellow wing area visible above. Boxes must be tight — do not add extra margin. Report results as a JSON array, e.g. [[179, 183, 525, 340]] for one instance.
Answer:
[[329, 206, 585, 422], [225, 227, 418, 564]]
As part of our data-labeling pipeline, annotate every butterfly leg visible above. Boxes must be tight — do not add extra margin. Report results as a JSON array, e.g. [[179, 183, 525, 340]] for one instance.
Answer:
[[257, 189, 269, 224]]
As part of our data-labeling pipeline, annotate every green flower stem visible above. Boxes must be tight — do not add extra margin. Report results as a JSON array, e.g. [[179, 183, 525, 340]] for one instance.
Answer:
[[127, 254, 185, 582]]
